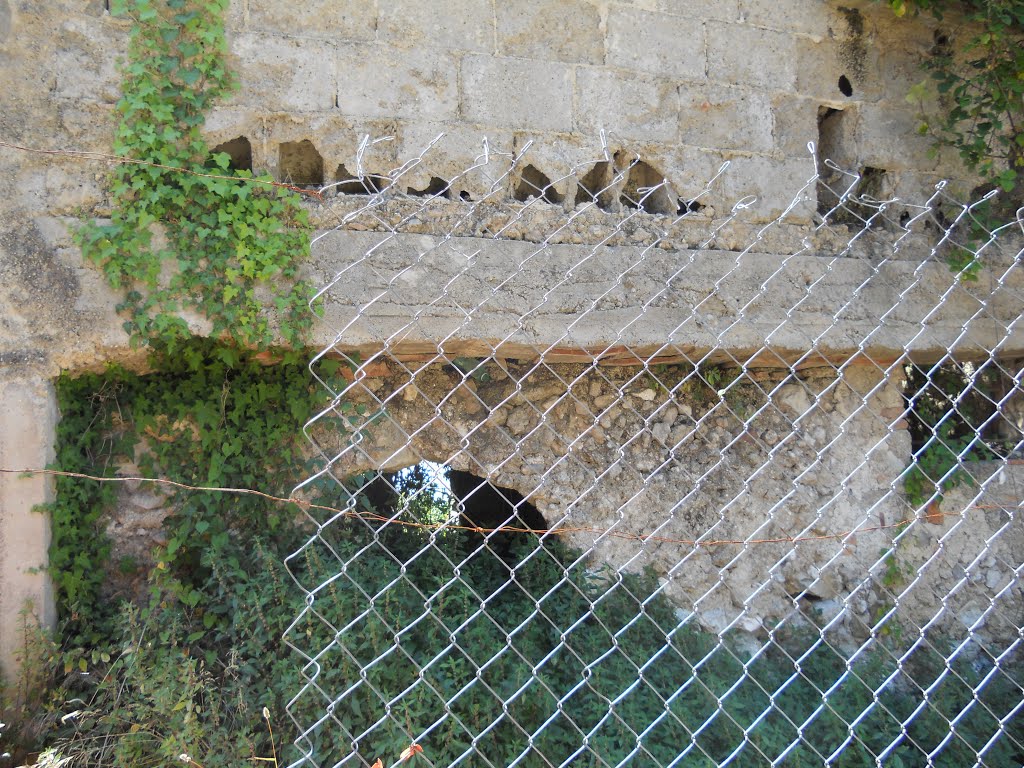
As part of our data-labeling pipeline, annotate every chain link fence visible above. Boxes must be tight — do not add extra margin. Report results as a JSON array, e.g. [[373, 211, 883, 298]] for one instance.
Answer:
[[282, 135, 1024, 767]]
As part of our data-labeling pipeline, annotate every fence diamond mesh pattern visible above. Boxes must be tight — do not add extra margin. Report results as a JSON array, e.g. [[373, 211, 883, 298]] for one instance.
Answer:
[[283, 136, 1024, 768]]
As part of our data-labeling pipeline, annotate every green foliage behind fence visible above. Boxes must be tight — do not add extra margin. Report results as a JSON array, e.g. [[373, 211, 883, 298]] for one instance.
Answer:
[[5, 344, 1018, 767]]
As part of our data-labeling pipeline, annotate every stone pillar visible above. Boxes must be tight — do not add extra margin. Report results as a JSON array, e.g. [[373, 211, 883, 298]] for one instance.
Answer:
[[0, 377, 57, 685]]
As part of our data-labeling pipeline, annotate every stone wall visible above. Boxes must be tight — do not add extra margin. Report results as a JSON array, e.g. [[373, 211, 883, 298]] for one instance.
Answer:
[[0, 0, 1018, 679], [298, 357, 1022, 644], [0, 0, 1001, 380], [208, 0, 962, 217]]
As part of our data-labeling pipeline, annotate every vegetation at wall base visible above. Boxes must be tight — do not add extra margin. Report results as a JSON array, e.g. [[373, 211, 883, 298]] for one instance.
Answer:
[[74, 0, 312, 350], [0, 341, 321, 765], [0, 342, 1019, 767]]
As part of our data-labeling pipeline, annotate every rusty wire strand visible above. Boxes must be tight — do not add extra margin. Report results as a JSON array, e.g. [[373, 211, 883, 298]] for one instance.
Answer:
[[0, 467, 1009, 549]]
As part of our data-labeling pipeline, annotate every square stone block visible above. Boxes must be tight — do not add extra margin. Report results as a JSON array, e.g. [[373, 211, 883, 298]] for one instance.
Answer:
[[248, 0, 376, 41], [461, 55, 573, 132], [229, 33, 336, 112], [496, 0, 603, 64], [338, 44, 458, 121], [575, 67, 679, 144], [607, 6, 706, 81], [378, 0, 494, 53], [678, 84, 774, 152], [706, 22, 798, 90]]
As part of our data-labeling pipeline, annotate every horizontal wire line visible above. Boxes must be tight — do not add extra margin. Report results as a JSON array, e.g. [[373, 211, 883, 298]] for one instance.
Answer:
[[2, 467, 1011, 549]]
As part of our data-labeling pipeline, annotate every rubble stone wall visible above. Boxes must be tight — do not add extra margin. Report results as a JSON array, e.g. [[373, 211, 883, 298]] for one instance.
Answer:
[[302, 358, 1023, 643]]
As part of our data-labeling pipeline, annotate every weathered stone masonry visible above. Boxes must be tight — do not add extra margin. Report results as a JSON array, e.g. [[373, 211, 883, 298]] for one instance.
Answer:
[[1, 0, 1022, 680]]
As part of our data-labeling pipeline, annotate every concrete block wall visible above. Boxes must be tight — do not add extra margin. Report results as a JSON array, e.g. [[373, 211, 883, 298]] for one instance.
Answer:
[[2, 1, 974, 222], [202, 0, 968, 215]]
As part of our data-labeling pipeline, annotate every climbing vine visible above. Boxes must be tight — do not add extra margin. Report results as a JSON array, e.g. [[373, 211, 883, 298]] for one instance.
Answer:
[[44, 342, 326, 643], [889, 1, 1024, 209], [74, 0, 312, 349]]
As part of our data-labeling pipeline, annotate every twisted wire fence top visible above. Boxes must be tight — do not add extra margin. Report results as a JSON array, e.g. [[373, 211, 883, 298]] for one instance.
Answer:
[[282, 134, 1024, 768]]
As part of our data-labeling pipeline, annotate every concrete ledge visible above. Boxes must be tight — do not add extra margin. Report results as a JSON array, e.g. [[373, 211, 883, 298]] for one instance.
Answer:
[[310, 230, 1024, 367], [3, 227, 1022, 378]]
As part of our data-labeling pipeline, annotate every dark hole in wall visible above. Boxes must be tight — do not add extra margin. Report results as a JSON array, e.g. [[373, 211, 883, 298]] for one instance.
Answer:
[[514, 164, 564, 205], [904, 361, 1022, 458], [211, 136, 253, 172], [829, 165, 890, 226], [460, 190, 472, 201], [817, 106, 843, 154], [334, 163, 386, 194], [857, 166, 887, 200], [621, 160, 676, 216], [360, 464, 546, 565], [278, 139, 324, 187], [838, 75, 853, 97], [449, 469, 546, 562], [816, 106, 846, 217], [407, 177, 451, 198], [932, 29, 952, 57], [817, 107, 892, 226], [678, 199, 705, 215], [577, 161, 615, 210]]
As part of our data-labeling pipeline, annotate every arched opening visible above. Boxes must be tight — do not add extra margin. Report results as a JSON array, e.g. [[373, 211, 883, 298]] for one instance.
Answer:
[[620, 160, 676, 216], [448, 468, 546, 557], [678, 198, 705, 215], [211, 136, 253, 172], [514, 164, 564, 205], [334, 163, 387, 195], [357, 461, 546, 564], [407, 176, 451, 198], [278, 139, 324, 187], [577, 161, 616, 210]]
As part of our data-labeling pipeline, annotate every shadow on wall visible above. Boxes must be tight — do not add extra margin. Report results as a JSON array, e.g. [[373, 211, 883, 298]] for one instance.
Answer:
[[360, 466, 546, 562]]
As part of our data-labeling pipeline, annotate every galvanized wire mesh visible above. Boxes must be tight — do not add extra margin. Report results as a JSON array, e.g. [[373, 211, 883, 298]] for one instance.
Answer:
[[284, 135, 1024, 768]]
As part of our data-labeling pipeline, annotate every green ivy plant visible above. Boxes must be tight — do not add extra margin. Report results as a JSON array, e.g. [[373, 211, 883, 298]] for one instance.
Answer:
[[44, 342, 320, 640], [889, 1, 1024, 208], [75, 0, 312, 350]]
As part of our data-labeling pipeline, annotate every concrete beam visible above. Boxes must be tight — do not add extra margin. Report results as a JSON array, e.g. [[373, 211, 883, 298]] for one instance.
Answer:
[[310, 231, 1024, 367], [5, 224, 1023, 378], [0, 377, 57, 684]]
